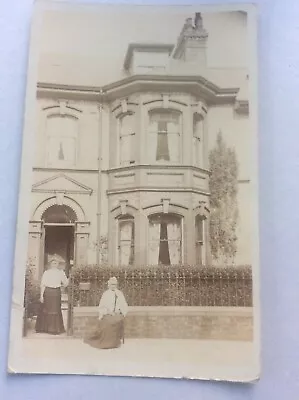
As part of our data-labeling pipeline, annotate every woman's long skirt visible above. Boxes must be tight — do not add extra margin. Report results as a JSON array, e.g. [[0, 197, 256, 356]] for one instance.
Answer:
[[84, 315, 124, 349], [35, 287, 65, 335]]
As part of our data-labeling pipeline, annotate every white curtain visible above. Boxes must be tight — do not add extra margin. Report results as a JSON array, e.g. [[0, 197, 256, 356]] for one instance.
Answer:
[[119, 221, 133, 266], [148, 221, 161, 265], [167, 222, 181, 265]]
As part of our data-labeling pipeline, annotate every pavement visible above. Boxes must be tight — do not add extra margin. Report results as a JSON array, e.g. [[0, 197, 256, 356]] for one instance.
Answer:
[[8, 333, 259, 382]]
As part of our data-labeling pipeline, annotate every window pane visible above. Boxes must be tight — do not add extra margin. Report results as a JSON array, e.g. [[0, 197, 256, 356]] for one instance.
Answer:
[[119, 219, 134, 266], [46, 115, 78, 167], [149, 110, 180, 163], [119, 113, 135, 165], [156, 132, 170, 161], [159, 222, 170, 264], [196, 217, 204, 242], [196, 243, 203, 265]]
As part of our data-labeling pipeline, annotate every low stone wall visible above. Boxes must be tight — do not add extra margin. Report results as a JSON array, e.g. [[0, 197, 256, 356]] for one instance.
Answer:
[[72, 306, 253, 341]]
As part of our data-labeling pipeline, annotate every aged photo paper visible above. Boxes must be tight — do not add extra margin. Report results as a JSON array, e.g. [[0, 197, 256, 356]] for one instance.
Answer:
[[7, 1, 260, 382]]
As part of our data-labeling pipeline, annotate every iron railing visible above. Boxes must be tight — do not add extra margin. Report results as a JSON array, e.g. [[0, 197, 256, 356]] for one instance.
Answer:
[[68, 265, 252, 308]]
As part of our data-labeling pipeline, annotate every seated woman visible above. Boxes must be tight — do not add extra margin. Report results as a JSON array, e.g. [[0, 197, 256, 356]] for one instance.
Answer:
[[84, 276, 128, 349], [35, 254, 68, 335]]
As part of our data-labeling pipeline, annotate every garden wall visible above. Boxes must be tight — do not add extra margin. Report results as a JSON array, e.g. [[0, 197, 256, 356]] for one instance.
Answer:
[[72, 306, 253, 341]]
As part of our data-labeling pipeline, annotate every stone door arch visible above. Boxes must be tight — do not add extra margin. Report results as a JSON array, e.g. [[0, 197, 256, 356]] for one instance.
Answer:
[[28, 196, 89, 280]]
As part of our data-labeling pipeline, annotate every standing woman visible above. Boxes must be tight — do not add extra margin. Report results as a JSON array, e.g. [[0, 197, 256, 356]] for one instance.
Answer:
[[35, 254, 68, 335]]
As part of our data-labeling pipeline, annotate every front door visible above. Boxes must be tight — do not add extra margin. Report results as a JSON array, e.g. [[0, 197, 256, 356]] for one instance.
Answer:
[[44, 225, 75, 277]]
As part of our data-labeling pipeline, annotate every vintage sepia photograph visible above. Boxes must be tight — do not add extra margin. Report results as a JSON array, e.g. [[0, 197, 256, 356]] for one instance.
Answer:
[[8, 1, 259, 382]]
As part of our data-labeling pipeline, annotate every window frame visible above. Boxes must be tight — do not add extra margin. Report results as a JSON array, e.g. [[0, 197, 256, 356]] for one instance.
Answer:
[[117, 111, 136, 167], [117, 214, 135, 266], [148, 213, 183, 266], [45, 113, 79, 168], [195, 215, 205, 266], [148, 109, 182, 164]]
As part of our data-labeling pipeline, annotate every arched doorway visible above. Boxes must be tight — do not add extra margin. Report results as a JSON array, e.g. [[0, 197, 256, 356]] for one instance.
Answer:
[[42, 204, 76, 277]]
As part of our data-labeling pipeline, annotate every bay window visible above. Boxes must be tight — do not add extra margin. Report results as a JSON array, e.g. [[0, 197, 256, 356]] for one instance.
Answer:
[[148, 213, 182, 265]]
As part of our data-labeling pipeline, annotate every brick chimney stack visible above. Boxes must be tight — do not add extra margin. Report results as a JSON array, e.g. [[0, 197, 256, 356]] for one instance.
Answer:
[[172, 13, 208, 67]]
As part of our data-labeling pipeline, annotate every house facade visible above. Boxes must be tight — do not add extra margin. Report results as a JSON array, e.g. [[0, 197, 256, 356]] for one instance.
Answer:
[[27, 12, 251, 280]]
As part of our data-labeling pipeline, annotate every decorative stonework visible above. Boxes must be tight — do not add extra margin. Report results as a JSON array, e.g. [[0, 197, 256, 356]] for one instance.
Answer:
[[162, 94, 170, 108], [56, 192, 65, 206], [191, 101, 208, 118], [121, 99, 128, 113], [161, 198, 170, 214], [32, 173, 93, 195], [194, 201, 210, 218], [120, 199, 129, 215], [33, 196, 86, 221], [235, 100, 249, 115], [59, 100, 68, 115]]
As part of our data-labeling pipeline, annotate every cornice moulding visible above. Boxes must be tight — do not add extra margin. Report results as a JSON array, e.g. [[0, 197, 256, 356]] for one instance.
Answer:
[[37, 74, 240, 105]]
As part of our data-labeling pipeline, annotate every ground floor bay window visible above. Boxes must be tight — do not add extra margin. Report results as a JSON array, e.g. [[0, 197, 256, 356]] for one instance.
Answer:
[[148, 213, 182, 265]]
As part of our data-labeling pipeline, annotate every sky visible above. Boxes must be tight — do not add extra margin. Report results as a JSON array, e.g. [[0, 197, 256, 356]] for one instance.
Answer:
[[37, 5, 248, 86]]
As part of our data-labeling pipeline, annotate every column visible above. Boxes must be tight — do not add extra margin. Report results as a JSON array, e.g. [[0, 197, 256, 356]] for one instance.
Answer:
[[75, 222, 90, 267], [28, 221, 44, 280], [134, 95, 141, 165], [139, 96, 146, 164], [185, 201, 196, 265], [138, 210, 148, 266], [202, 110, 209, 169], [204, 215, 211, 266]]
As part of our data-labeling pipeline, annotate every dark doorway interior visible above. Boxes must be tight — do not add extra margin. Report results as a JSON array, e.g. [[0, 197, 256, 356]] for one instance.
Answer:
[[44, 226, 74, 277]]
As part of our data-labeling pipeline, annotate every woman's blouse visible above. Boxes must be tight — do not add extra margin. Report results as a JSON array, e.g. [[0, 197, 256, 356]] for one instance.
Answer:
[[41, 268, 68, 288], [98, 289, 128, 317]]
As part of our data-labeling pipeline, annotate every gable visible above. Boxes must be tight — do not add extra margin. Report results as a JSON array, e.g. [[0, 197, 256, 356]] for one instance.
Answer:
[[32, 174, 93, 194]]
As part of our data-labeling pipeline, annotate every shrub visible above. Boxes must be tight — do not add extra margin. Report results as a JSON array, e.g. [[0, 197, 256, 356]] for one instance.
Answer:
[[24, 266, 40, 318]]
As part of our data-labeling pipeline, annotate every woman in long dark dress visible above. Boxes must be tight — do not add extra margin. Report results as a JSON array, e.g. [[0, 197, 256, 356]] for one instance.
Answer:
[[35, 255, 68, 335]]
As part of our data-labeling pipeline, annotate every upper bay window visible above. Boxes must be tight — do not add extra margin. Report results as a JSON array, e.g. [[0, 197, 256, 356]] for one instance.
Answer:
[[148, 109, 181, 163]]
